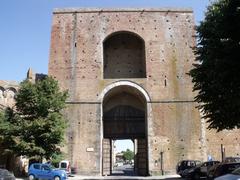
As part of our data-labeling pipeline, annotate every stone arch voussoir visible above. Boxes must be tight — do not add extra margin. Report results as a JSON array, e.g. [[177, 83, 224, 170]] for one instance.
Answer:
[[99, 80, 151, 103]]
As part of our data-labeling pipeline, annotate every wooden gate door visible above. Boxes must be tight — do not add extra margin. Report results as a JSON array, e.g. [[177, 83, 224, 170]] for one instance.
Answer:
[[136, 138, 148, 176], [102, 138, 111, 176]]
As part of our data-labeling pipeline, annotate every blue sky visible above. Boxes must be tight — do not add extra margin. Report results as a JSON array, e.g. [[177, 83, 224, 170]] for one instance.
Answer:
[[115, 140, 134, 153], [0, 0, 210, 82]]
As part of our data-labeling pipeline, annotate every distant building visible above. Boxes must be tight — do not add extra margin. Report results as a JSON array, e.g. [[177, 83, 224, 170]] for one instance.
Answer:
[[115, 153, 124, 163], [0, 80, 18, 110]]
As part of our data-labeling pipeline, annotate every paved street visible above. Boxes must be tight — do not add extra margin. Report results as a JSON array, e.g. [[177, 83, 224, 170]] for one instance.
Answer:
[[66, 175, 182, 180], [112, 164, 136, 176], [16, 175, 182, 180], [16, 165, 183, 180], [17, 176, 182, 180]]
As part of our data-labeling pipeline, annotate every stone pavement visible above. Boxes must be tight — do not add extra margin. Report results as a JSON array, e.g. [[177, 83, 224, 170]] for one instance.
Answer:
[[16, 174, 181, 180]]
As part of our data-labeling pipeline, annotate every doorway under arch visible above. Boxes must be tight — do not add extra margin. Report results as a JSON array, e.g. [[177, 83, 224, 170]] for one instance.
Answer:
[[102, 83, 149, 176]]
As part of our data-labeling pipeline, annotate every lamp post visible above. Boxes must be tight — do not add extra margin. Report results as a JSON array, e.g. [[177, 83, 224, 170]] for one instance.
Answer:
[[221, 144, 225, 162], [160, 144, 165, 175], [160, 151, 164, 175]]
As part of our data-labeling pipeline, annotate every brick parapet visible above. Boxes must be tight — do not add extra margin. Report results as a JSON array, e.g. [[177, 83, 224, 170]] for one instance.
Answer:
[[53, 8, 193, 14]]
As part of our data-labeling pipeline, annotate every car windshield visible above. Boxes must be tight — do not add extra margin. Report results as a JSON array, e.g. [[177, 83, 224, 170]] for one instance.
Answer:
[[193, 161, 201, 166], [48, 164, 56, 169], [231, 167, 240, 175], [44, 163, 56, 169]]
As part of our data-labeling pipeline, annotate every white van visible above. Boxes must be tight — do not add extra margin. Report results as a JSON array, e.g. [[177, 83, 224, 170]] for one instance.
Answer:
[[59, 160, 71, 175]]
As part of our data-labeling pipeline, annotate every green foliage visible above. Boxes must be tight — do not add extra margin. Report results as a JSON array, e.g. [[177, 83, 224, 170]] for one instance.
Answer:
[[0, 108, 18, 154], [122, 149, 134, 161], [0, 111, 6, 143], [0, 77, 68, 159], [51, 152, 65, 167], [189, 0, 240, 131]]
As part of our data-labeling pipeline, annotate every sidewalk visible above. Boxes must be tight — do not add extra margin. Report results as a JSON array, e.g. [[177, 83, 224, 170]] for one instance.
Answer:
[[68, 174, 181, 179], [16, 174, 181, 180]]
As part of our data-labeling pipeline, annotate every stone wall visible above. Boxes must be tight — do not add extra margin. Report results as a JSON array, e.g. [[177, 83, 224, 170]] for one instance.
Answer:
[[0, 80, 18, 110], [48, 8, 195, 102], [63, 103, 101, 175]]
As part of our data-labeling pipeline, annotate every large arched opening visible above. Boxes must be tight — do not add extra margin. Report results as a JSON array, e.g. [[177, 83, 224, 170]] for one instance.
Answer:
[[101, 82, 149, 176], [103, 31, 146, 79]]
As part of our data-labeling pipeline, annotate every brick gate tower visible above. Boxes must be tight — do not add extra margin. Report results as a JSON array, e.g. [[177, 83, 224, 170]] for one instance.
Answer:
[[48, 8, 240, 176]]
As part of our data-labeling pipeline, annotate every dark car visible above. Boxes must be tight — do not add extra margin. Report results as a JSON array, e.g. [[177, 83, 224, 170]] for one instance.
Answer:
[[0, 169, 15, 180], [224, 157, 240, 163], [207, 162, 240, 180], [185, 160, 220, 179], [215, 166, 240, 180], [176, 160, 201, 177]]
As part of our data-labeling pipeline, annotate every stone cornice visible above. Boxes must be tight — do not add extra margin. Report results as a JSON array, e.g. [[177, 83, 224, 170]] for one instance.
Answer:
[[53, 7, 193, 14]]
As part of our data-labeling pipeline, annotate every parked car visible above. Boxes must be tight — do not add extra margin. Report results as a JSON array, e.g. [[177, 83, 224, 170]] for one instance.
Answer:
[[215, 166, 240, 180], [28, 163, 67, 180], [184, 160, 220, 179], [207, 162, 240, 180], [207, 157, 240, 180], [59, 160, 71, 175], [176, 160, 201, 177], [224, 157, 240, 163], [0, 169, 15, 180], [114, 161, 124, 167]]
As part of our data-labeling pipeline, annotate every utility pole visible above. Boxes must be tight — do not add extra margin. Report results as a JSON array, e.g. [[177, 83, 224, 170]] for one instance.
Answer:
[[221, 144, 225, 162]]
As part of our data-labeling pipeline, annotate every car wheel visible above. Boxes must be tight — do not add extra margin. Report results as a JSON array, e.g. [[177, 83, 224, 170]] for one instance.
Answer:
[[54, 176, 60, 180], [194, 173, 200, 180], [28, 174, 35, 180]]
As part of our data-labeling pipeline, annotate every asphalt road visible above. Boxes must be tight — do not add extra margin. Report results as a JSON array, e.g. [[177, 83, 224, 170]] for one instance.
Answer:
[[16, 165, 184, 179], [112, 164, 136, 176]]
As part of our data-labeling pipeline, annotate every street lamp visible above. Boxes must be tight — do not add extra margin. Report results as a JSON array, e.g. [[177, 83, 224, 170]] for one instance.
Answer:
[[159, 144, 165, 175], [160, 151, 164, 175]]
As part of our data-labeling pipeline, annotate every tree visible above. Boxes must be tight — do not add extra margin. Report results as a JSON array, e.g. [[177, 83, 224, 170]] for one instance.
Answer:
[[0, 108, 17, 154], [122, 149, 134, 161], [189, 0, 240, 131], [0, 77, 68, 160]]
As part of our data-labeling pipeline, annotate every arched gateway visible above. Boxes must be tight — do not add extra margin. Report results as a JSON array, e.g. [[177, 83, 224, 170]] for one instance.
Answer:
[[48, 8, 240, 177], [100, 81, 151, 176]]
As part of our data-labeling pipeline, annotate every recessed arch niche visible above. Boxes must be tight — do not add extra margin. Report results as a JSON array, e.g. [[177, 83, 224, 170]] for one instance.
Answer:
[[103, 31, 146, 79]]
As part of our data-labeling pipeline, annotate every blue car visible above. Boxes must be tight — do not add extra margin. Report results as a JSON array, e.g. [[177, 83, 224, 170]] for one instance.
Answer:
[[28, 163, 67, 180]]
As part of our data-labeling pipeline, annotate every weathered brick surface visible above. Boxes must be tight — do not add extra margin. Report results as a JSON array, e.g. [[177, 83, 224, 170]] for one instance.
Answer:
[[63, 103, 101, 175], [48, 8, 240, 175]]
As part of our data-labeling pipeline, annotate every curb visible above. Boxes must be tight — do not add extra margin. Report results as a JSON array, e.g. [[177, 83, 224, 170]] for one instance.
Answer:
[[16, 175, 180, 180]]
